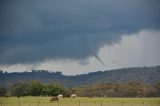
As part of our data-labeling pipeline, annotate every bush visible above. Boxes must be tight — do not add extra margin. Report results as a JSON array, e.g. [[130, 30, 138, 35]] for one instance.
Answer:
[[0, 86, 7, 96]]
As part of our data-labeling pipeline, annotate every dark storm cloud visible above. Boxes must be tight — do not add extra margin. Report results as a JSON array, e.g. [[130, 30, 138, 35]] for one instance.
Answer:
[[0, 0, 160, 65]]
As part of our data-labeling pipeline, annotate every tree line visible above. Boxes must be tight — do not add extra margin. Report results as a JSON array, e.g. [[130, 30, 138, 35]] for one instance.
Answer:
[[0, 80, 66, 97], [76, 81, 160, 97], [0, 81, 160, 97]]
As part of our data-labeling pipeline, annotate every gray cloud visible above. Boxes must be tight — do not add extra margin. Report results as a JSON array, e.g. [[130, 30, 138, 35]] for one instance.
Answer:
[[0, 0, 160, 65]]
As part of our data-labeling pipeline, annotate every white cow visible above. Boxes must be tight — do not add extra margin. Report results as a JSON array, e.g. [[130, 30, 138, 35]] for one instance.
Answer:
[[70, 94, 77, 98], [57, 94, 63, 98]]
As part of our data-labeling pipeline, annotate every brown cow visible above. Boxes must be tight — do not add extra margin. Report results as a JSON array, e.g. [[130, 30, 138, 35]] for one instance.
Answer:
[[50, 97, 59, 102], [63, 93, 70, 98]]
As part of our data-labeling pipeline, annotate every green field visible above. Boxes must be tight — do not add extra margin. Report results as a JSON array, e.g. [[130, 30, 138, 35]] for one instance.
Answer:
[[0, 97, 160, 106]]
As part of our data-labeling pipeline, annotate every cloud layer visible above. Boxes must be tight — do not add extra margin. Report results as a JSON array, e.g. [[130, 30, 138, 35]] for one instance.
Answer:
[[1, 30, 159, 75], [0, 0, 160, 65]]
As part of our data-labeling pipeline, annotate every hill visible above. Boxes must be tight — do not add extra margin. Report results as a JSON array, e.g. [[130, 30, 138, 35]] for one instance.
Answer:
[[0, 65, 160, 90]]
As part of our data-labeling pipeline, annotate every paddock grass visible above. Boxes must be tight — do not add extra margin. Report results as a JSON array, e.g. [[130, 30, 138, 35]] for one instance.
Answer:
[[0, 97, 160, 106]]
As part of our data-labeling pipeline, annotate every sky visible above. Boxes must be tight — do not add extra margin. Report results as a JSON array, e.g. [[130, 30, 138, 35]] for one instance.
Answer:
[[0, 0, 160, 75]]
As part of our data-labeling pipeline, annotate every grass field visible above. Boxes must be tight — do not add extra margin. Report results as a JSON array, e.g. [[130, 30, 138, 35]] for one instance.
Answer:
[[0, 97, 160, 106]]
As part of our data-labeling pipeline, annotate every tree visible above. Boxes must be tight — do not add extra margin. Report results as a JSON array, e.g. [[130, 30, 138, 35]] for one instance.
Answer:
[[0, 86, 7, 96], [11, 83, 29, 97], [28, 80, 44, 96], [43, 82, 66, 96], [71, 88, 77, 94]]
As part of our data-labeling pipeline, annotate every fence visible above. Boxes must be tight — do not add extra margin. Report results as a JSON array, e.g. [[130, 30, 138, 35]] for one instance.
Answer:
[[1, 100, 160, 106], [0, 97, 160, 106]]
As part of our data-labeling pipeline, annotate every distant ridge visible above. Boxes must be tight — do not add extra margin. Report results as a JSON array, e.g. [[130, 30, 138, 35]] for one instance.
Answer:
[[0, 65, 160, 90]]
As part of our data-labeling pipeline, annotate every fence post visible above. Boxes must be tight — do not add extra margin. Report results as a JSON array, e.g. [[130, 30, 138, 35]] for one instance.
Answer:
[[37, 101, 39, 106], [37, 98, 40, 106], [100, 100, 102, 106], [78, 100, 80, 106], [58, 100, 59, 106], [121, 101, 123, 106], [94, 101, 96, 106], [18, 99, 21, 106], [143, 101, 147, 106]]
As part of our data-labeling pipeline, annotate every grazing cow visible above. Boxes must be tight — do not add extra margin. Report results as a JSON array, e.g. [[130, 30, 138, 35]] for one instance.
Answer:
[[57, 94, 63, 98], [63, 94, 70, 98], [5, 94, 9, 98], [50, 97, 59, 102], [63, 92, 71, 98], [70, 94, 77, 98]]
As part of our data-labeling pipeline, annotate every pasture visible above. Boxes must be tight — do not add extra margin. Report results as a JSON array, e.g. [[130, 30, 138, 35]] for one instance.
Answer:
[[0, 97, 160, 106]]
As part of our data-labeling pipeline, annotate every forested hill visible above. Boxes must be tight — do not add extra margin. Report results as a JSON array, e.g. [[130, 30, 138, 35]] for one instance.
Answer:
[[0, 65, 160, 90]]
